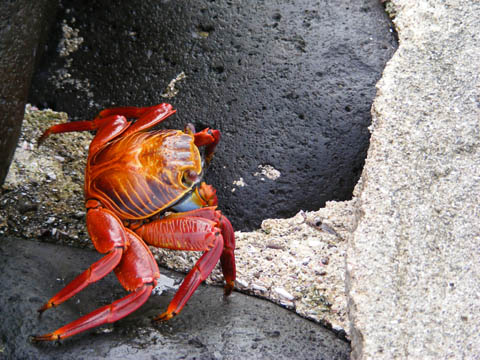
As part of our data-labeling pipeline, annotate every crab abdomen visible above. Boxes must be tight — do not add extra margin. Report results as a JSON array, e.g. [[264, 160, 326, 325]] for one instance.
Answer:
[[85, 129, 202, 219]]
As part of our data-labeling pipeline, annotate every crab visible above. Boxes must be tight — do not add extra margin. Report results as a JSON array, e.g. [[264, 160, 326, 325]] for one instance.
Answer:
[[32, 103, 236, 341]]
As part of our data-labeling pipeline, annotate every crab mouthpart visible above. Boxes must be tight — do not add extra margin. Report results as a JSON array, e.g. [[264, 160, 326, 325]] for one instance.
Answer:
[[170, 182, 217, 212]]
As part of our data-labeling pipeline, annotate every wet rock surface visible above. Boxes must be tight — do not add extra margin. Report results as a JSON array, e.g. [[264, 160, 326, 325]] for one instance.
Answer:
[[29, 0, 397, 230], [0, 237, 350, 359]]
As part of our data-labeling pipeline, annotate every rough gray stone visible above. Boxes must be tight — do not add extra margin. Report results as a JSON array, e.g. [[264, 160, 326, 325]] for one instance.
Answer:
[[346, 0, 480, 358], [0, 0, 57, 185]]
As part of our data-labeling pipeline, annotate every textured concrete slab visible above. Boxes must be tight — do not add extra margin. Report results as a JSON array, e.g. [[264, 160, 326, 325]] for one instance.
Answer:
[[346, 1, 480, 358]]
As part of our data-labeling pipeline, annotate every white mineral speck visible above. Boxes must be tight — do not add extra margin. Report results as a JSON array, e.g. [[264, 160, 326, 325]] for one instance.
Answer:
[[58, 21, 84, 57], [98, 326, 114, 334], [252, 283, 268, 293], [161, 71, 186, 99], [274, 287, 295, 301], [308, 239, 321, 247], [233, 177, 246, 187], [254, 165, 281, 180], [280, 300, 295, 308], [152, 274, 178, 295], [236, 278, 249, 288]]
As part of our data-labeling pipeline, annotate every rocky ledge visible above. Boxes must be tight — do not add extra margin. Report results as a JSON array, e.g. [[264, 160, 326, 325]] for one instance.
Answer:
[[347, 0, 480, 358]]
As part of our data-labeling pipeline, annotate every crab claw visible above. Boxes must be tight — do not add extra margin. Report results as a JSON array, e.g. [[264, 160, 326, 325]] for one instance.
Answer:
[[198, 182, 218, 206], [194, 128, 220, 164]]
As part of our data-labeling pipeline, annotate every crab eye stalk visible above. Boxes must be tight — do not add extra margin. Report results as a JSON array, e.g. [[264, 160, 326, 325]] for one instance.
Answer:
[[184, 123, 196, 135]]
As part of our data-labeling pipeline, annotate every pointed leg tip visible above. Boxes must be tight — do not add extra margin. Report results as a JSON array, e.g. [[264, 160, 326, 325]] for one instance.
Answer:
[[37, 302, 52, 315], [37, 129, 53, 147], [153, 311, 175, 322], [37, 137, 46, 148], [30, 335, 42, 343], [30, 333, 59, 342], [223, 281, 235, 297]]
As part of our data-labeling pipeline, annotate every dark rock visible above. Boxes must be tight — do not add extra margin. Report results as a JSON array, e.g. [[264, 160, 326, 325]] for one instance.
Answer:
[[0, 237, 350, 359], [0, 0, 57, 185], [18, 200, 39, 214], [29, 0, 397, 230]]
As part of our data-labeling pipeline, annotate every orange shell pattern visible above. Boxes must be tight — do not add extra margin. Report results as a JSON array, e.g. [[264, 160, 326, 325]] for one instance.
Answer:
[[85, 129, 202, 220]]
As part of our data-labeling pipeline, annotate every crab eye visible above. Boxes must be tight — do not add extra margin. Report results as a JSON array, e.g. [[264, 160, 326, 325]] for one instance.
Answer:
[[182, 170, 199, 186], [184, 123, 196, 135]]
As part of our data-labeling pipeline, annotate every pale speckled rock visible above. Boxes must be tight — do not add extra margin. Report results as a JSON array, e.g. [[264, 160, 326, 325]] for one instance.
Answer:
[[1, 105, 92, 247], [157, 200, 355, 335], [2, 106, 354, 337], [346, 0, 480, 359]]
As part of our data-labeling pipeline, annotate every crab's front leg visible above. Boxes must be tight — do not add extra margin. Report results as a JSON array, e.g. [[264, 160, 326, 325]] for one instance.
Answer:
[[163, 207, 236, 295], [134, 207, 236, 321]]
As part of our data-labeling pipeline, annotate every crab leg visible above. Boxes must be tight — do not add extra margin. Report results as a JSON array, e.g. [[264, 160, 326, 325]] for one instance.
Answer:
[[33, 284, 153, 342], [162, 207, 236, 295], [37, 114, 129, 147], [37, 249, 123, 314], [134, 212, 233, 321], [37, 202, 129, 313], [97, 103, 170, 119], [33, 230, 159, 341], [217, 214, 235, 295], [38, 104, 175, 155], [116, 104, 176, 138], [93, 103, 176, 139]]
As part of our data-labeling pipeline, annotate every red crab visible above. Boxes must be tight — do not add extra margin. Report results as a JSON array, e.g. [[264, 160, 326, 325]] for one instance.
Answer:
[[33, 103, 236, 341]]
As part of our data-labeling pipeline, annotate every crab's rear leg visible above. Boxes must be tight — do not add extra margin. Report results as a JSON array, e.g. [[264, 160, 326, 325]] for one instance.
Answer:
[[37, 202, 129, 314], [110, 103, 176, 139], [38, 103, 176, 156], [37, 114, 129, 147], [97, 103, 174, 122], [37, 248, 123, 314], [33, 285, 153, 342], [134, 211, 234, 321], [33, 229, 159, 341]]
